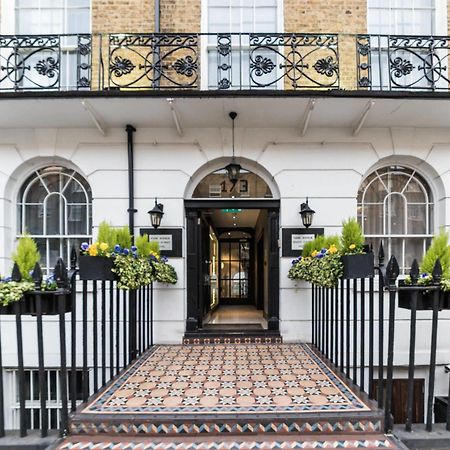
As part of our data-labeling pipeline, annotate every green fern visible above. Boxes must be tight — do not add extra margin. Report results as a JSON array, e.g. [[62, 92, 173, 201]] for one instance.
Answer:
[[420, 229, 450, 278], [340, 218, 365, 254], [12, 235, 40, 281], [135, 234, 152, 257], [115, 226, 132, 250]]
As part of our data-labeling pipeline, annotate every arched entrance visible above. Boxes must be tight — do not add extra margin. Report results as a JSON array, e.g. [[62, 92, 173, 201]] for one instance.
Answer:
[[184, 160, 280, 336]]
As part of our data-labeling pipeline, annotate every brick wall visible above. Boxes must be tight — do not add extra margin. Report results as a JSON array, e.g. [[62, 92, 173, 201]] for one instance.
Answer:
[[92, 0, 154, 33], [160, 0, 201, 33], [284, 0, 367, 90]]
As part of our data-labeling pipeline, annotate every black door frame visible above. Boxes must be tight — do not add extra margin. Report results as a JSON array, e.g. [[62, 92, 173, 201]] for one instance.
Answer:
[[185, 199, 280, 333]]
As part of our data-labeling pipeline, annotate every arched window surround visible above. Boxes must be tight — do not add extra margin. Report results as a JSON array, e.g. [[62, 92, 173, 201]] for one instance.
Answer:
[[358, 164, 435, 274], [17, 165, 92, 273]]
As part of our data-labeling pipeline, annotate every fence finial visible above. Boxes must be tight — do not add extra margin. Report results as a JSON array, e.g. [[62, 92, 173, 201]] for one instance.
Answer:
[[378, 241, 385, 267], [32, 263, 43, 290], [70, 246, 77, 271], [410, 259, 419, 285], [385, 255, 399, 286], [54, 258, 68, 289], [432, 259, 443, 284], [11, 263, 21, 282]]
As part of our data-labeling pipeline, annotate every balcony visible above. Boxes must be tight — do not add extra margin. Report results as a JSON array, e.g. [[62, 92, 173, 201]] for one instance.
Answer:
[[1, 32, 450, 94]]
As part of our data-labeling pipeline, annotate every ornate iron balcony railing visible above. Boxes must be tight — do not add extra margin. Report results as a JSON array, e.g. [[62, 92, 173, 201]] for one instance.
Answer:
[[2, 33, 450, 93], [357, 34, 450, 91]]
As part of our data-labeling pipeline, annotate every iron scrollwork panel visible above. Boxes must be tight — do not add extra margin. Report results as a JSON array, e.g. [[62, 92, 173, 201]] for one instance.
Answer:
[[108, 34, 199, 89], [77, 34, 92, 90], [249, 34, 339, 90], [356, 34, 371, 89], [388, 36, 450, 90], [0, 35, 61, 91]]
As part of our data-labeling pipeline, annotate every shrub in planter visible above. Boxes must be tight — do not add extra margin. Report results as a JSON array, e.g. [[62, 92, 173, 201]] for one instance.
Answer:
[[403, 229, 450, 310], [340, 218, 374, 279], [78, 222, 117, 280]]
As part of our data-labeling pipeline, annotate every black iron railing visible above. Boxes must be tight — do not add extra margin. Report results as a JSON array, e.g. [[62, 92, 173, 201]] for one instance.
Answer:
[[1, 32, 341, 91], [357, 34, 450, 91], [311, 242, 450, 433], [0, 250, 154, 438], [3, 32, 450, 93]]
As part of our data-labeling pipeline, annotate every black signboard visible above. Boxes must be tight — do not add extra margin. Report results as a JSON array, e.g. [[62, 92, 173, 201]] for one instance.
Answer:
[[139, 228, 183, 257], [282, 228, 324, 257]]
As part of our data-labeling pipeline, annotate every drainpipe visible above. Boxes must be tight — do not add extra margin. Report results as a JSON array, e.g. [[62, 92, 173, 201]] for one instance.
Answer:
[[154, 0, 160, 32], [126, 124, 137, 243]]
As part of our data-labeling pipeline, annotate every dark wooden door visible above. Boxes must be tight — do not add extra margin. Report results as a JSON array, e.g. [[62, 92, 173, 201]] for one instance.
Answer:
[[256, 234, 264, 310]]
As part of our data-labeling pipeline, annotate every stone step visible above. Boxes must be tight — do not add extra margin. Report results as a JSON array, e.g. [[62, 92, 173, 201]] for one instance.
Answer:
[[54, 433, 405, 450], [182, 333, 282, 345], [69, 343, 383, 438]]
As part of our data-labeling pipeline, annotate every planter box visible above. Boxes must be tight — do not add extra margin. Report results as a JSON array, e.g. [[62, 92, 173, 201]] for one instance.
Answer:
[[25, 291, 72, 315], [398, 280, 442, 311], [0, 291, 72, 316], [78, 255, 115, 280], [0, 303, 19, 315], [341, 253, 374, 279]]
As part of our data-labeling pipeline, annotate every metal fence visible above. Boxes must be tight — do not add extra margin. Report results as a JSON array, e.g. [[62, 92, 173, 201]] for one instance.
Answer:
[[311, 242, 448, 433], [0, 250, 154, 438]]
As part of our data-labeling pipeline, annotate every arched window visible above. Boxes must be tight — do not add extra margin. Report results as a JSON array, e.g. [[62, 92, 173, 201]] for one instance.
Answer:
[[357, 166, 434, 273], [17, 166, 92, 272]]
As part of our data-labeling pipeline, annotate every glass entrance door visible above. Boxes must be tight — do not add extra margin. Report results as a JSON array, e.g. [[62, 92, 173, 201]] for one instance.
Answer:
[[219, 239, 250, 303]]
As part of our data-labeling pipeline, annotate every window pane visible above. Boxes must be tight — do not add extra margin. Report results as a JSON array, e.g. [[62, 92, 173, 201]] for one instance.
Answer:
[[405, 237, 426, 270], [25, 205, 44, 235], [386, 193, 406, 234], [362, 204, 383, 235], [407, 204, 427, 234], [45, 194, 64, 234]]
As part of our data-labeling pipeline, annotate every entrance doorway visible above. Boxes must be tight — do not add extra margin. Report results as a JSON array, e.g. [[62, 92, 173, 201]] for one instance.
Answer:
[[185, 200, 280, 334]]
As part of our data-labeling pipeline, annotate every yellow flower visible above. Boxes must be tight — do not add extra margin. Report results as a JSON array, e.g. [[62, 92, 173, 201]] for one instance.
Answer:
[[349, 244, 356, 250], [328, 244, 338, 254], [99, 242, 109, 251], [311, 250, 318, 257], [88, 245, 98, 256]]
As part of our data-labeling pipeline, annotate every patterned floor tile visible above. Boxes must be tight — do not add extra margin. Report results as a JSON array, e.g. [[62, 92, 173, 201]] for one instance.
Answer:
[[81, 343, 370, 415], [56, 434, 400, 450]]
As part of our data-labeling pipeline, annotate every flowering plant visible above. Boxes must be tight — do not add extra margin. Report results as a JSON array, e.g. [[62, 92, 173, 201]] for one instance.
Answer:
[[80, 241, 110, 257], [153, 256, 178, 284], [0, 280, 34, 306], [340, 218, 366, 255], [289, 236, 343, 287]]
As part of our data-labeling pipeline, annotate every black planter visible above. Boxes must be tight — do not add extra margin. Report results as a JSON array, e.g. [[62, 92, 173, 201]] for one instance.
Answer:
[[398, 280, 442, 310], [26, 291, 72, 315], [78, 255, 115, 280], [341, 253, 374, 279], [0, 291, 72, 316], [0, 302, 19, 315]]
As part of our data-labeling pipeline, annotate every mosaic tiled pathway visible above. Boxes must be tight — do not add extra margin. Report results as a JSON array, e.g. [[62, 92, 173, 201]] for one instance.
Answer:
[[55, 343, 405, 450]]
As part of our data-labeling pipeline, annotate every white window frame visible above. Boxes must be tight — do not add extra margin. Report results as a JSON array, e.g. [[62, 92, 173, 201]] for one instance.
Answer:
[[17, 167, 92, 274], [0, 0, 92, 90], [200, 0, 284, 90], [358, 166, 434, 274], [7, 368, 84, 431]]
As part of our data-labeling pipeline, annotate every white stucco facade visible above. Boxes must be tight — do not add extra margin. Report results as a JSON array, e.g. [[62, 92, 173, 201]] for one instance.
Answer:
[[1, 95, 450, 425]]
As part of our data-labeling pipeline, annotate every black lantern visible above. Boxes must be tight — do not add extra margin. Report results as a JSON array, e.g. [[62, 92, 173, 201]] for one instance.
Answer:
[[225, 111, 241, 184], [300, 198, 315, 228], [148, 199, 164, 229]]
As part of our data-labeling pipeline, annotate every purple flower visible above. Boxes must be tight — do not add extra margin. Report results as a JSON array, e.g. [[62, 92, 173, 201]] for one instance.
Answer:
[[320, 248, 327, 254], [81, 242, 89, 251], [316, 253, 324, 259], [131, 246, 137, 252], [162, 256, 168, 263], [114, 244, 121, 253], [421, 273, 429, 278], [149, 254, 157, 262], [123, 248, 129, 256]]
